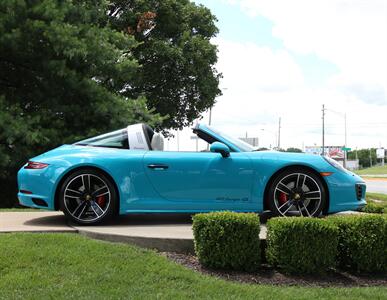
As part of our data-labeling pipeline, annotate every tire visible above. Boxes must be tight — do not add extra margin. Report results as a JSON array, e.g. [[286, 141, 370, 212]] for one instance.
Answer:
[[59, 168, 117, 225], [267, 168, 327, 217]]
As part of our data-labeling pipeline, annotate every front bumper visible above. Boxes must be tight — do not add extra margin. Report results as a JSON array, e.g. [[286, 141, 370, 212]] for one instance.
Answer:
[[326, 171, 366, 213]]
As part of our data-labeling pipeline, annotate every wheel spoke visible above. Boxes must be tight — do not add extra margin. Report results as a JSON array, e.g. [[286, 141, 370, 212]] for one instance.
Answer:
[[304, 190, 320, 196], [282, 203, 293, 215], [92, 201, 104, 216], [92, 185, 108, 197], [82, 175, 90, 192], [301, 175, 306, 190], [278, 200, 294, 215], [300, 202, 311, 217], [66, 188, 82, 196], [90, 202, 103, 217], [296, 174, 301, 188], [297, 203, 303, 216], [94, 191, 110, 198], [64, 173, 111, 222], [273, 172, 323, 218], [277, 182, 292, 194], [278, 200, 291, 211], [72, 201, 87, 218], [65, 194, 80, 199]]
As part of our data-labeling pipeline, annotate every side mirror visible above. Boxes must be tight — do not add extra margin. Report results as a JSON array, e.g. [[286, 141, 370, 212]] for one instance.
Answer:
[[210, 142, 230, 158]]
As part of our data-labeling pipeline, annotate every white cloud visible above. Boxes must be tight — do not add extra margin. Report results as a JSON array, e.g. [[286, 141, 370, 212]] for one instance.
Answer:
[[167, 0, 387, 151], [233, 0, 387, 105]]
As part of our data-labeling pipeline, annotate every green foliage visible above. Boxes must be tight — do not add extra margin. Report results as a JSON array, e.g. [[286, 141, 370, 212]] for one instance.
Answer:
[[328, 215, 387, 273], [192, 212, 261, 271], [286, 147, 303, 153], [0, 0, 163, 207], [347, 149, 378, 169], [108, 0, 221, 130], [361, 201, 385, 214], [266, 217, 338, 274]]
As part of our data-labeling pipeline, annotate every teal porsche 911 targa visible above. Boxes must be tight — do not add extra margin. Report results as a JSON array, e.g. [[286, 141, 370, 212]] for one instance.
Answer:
[[17, 123, 366, 224]]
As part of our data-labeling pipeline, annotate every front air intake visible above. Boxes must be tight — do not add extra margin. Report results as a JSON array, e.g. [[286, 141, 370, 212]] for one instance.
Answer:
[[355, 184, 365, 201]]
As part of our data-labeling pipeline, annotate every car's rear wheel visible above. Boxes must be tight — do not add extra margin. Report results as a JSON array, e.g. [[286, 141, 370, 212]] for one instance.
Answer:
[[267, 168, 327, 217], [59, 169, 117, 225]]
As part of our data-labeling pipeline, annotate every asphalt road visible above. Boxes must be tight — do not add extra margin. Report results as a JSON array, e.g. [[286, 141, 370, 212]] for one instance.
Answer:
[[364, 179, 387, 194]]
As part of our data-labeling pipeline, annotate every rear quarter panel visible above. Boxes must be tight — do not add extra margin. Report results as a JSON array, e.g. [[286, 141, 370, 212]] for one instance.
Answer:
[[30, 145, 159, 213]]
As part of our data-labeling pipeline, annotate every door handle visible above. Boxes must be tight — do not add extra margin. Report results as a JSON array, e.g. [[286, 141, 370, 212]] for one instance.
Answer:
[[147, 164, 169, 170]]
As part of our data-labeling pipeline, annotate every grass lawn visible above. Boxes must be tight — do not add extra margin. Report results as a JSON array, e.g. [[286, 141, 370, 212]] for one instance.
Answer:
[[0, 233, 386, 299], [367, 193, 387, 203], [355, 165, 387, 176]]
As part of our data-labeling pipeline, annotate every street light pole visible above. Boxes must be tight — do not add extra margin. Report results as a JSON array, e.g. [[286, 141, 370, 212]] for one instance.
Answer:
[[322, 104, 325, 156], [278, 117, 281, 149], [344, 113, 347, 168]]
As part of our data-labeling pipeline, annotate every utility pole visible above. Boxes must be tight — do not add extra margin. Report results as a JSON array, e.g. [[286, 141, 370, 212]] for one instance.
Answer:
[[278, 117, 281, 149], [177, 130, 180, 152], [343, 113, 347, 168], [322, 104, 325, 155], [369, 149, 372, 167], [208, 107, 212, 126]]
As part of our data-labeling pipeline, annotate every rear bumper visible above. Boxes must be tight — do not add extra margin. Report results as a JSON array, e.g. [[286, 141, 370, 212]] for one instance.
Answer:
[[17, 166, 58, 210]]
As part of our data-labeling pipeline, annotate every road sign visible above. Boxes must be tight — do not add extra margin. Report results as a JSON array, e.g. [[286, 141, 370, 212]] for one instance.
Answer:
[[341, 147, 351, 151], [376, 148, 385, 159]]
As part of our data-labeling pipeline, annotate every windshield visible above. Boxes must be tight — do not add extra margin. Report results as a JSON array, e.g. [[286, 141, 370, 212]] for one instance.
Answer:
[[75, 129, 129, 149], [206, 126, 254, 152]]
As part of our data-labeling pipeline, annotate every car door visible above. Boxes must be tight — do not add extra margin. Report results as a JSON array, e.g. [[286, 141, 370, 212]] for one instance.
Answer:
[[142, 151, 255, 211]]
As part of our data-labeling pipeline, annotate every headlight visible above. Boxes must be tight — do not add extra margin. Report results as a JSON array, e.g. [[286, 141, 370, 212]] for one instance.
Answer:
[[322, 156, 347, 172]]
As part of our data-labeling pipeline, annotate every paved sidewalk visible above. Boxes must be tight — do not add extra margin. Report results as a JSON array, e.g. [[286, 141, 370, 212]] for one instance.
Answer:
[[0, 212, 267, 253], [0, 212, 75, 233]]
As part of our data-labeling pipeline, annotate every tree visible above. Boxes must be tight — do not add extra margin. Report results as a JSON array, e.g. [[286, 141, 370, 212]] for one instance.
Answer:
[[347, 149, 377, 169], [286, 147, 303, 153], [108, 0, 221, 131], [0, 0, 162, 207]]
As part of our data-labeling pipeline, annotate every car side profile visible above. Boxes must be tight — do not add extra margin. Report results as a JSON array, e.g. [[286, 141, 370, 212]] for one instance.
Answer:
[[17, 123, 366, 224]]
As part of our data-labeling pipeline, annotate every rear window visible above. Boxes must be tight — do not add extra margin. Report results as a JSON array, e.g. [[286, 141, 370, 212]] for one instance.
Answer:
[[75, 129, 129, 149]]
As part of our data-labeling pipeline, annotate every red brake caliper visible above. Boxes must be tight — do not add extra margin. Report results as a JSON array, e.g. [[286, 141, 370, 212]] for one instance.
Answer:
[[97, 195, 106, 208], [278, 192, 288, 205]]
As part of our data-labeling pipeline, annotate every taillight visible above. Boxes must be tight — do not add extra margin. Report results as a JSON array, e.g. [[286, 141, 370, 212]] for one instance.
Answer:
[[24, 161, 49, 169]]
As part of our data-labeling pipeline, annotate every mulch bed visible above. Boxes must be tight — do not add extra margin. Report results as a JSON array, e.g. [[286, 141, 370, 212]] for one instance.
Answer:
[[162, 252, 387, 287]]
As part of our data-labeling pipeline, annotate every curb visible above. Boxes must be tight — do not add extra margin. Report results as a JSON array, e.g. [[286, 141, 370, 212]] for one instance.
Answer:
[[77, 229, 195, 254]]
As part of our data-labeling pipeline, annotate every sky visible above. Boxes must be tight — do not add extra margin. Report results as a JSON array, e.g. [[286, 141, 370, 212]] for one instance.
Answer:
[[166, 0, 387, 151]]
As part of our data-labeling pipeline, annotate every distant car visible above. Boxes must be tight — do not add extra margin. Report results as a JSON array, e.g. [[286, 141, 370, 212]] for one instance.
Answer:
[[17, 123, 366, 224]]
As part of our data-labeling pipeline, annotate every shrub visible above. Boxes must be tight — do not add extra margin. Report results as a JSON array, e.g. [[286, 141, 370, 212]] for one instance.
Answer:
[[192, 212, 261, 271], [328, 214, 387, 273], [266, 217, 338, 274], [361, 202, 385, 214]]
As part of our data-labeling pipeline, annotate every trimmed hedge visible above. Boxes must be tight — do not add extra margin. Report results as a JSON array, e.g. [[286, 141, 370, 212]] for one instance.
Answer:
[[361, 202, 385, 214], [266, 217, 338, 274], [192, 212, 261, 271], [328, 214, 387, 273]]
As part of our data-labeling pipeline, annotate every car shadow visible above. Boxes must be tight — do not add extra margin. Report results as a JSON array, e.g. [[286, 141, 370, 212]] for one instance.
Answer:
[[23, 214, 70, 228], [91, 213, 194, 226]]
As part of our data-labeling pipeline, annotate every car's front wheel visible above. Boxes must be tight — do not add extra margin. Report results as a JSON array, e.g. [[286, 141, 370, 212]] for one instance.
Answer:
[[267, 168, 327, 217], [59, 169, 117, 225]]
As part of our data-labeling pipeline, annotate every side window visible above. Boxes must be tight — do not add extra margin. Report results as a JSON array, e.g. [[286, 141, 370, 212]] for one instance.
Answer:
[[75, 129, 129, 149]]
